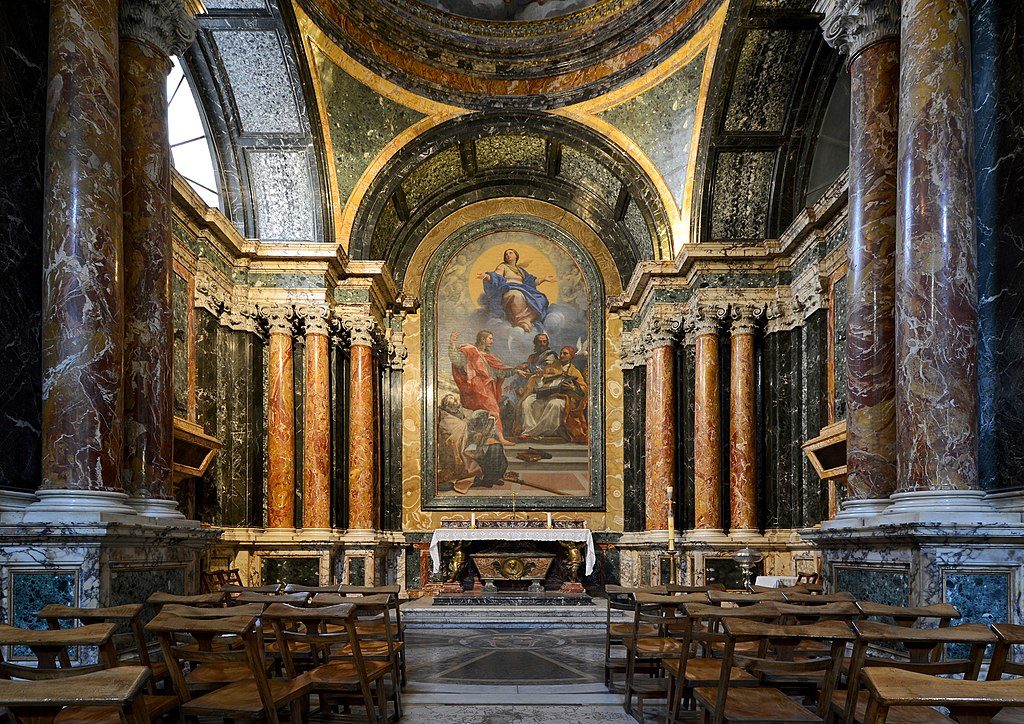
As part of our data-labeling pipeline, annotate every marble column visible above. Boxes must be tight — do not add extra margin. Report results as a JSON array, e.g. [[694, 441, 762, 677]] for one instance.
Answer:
[[893, 0, 981, 505], [819, 0, 900, 513], [728, 305, 759, 537], [643, 317, 681, 531], [120, 0, 196, 518], [692, 306, 724, 537], [30, 0, 134, 518], [344, 314, 378, 531], [300, 306, 331, 530], [266, 308, 296, 528]]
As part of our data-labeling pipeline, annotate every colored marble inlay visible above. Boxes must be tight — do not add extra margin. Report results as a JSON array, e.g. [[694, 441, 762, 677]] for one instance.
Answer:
[[110, 567, 185, 623], [945, 571, 1008, 658], [347, 556, 366, 586], [10, 572, 76, 658], [834, 566, 909, 608], [267, 331, 296, 527], [729, 331, 757, 531], [846, 37, 898, 500], [171, 271, 190, 418], [693, 332, 721, 530], [262, 557, 320, 587], [302, 332, 331, 529], [348, 344, 376, 529], [645, 344, 674, 530]]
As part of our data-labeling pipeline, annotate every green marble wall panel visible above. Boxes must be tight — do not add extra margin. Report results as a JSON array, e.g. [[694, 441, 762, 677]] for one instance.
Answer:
[[598, 51, 705, 208], [725, 29, 812, 133], [711, 151, 775, 239], [475, 134, 546, 171], [560, 145, 621, 209], [372, 197, 401, 252], [261, 557, 320, 586], [402, 145, 464, 208], [623, 199, 651, 249], [10, 572, 76, 658], [945, 571, 1007, 658], [172, 271, 189, 418], [314, 46, 424, 207]]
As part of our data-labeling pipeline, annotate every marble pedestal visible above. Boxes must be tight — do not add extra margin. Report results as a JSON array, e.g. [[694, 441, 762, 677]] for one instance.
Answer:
[[0, 521, 219, 649], [801, 523, 1024, 628]]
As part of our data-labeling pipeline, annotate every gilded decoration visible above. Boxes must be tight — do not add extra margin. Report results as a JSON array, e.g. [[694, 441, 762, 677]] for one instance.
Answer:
[[420, 217, 606, 510]]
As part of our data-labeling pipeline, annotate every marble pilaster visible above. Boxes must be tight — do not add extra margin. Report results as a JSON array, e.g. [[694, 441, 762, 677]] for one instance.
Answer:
[[299, 306, 331, 530], [33, 0, 131, 518], [120, 0, 196, 518], [820, 0, 900, 506], [895, 0, 978, 497], [728, 305, 759, 536], [691, 306, 724, 537], [643, 317, 681, 531], [266, 307, 295, 529], [343, 314, 378, 532]]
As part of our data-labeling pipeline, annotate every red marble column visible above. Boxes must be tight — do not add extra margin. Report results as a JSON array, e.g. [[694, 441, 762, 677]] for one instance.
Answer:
[[345, 315, 378, 531], [644, 318, 680, 531], [692, 308, 723, 534], [36, 0, 128, 513], [120, 1, 195, 517], [821, 0, 900, 505], [300, 307, 331, 529], [266, 308, 296, 528], [896, 0, 978, 492], [729, 306, 758, 535]]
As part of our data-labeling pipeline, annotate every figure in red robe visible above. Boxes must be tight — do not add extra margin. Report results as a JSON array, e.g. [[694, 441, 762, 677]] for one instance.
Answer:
[[448, 330, 523, 445]]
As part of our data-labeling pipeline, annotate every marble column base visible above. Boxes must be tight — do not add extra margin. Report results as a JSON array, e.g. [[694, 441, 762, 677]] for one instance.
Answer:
[[987, 490, 1024, 514], [881, 490, 1021, 525], [727, 529, 763, 542], [22, 490, 139, 523], [685, 528, 728, 543], [821, 498, 892, 528], [127, 495, 187, 521], [0, 490, 36, 515]]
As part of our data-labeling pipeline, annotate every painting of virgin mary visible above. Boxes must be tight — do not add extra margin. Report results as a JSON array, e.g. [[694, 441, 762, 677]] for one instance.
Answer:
[[476, 248, 556, 333]]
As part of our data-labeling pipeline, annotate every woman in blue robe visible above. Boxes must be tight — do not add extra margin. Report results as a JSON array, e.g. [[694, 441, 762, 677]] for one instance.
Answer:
[[477, 248, 555, 332]]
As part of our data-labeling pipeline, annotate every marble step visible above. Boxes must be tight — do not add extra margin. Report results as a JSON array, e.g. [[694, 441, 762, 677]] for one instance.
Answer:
[[401, 596, 625, 628], [401, 682, 623, 706]]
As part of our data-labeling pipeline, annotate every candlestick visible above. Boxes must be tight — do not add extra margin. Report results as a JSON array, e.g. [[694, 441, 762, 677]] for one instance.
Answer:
[[666, 485, 675, 551], [546, 512, 552, 528], [470, 512, 476, 528]]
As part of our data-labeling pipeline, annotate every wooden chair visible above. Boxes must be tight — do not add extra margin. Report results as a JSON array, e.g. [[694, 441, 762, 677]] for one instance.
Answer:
[[159, 602, 265, 619], [860, 667, 1024, 724], [263, 602, 393, 724], [693, 619, 855, 724], [622, 593, 708, 721], [603, 585, 667, 690], [0, 666, 152, 724], [708, 590, 787, 607], [147, 611, 313, 724], [283, 583, 344, 594], [854, 603, 961, 664], [146, 591, 226, 613], [315, 588, 407, 687], [0, 624, 177, 724], [665, 584, 726, 595], [222, 583, 285, 595], [834, 620, 996, 724], [229, 591, 310, 606], [750, 584, 812, 595], [36, 604, 168, 694], [784, 592, 857, 605]]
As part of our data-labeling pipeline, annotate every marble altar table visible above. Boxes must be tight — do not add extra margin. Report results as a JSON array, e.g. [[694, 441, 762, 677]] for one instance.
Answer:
[[429, 527, 597, 577]]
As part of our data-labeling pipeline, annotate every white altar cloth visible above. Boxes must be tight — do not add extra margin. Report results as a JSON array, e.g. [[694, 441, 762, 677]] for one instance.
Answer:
[[429, 528, 597, 576]]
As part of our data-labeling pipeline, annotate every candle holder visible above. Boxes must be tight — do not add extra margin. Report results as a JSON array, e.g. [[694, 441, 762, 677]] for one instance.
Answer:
[[732, 547, 764, 591], [658, 551, 681, 585]]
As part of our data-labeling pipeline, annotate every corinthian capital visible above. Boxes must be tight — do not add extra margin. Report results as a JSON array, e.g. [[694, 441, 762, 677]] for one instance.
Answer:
[[729, 304, 765, 335], [120, 0, 197, 57], [296, 305, 331, 337], [340, 313, 380, 348], [643, 315, 684, 351], [387, 319, 409, 370], [688, 304, 726, 338], [815, 0, 899, 59], [264, 306, 295, 336]]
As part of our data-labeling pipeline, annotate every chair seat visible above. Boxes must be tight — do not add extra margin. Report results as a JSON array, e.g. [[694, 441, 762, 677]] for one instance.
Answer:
[[693, 685, 822, 723], [310, 659, 391, 688], [185, 657, 272, 687], [831, 690, 956, 724], [338, 640, 403, 658], [629, 636, 682, 656], [993, 709, 1024, 723], [610, 623, 658, 638], [56, 695, 178, 724], [664, 657, 757, 686], [183, 675, 313, 717]]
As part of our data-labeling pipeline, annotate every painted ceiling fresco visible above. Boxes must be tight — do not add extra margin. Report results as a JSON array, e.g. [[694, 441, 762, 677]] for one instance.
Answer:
[[411, 0, 600, 21]]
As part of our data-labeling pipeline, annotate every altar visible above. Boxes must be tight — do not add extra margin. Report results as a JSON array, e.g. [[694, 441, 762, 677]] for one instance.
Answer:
[[429, 522, 597, 594]]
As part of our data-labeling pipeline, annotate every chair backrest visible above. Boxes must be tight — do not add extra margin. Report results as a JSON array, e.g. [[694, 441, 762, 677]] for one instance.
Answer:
[[796, 572, 820, 585], [146, 612, 283, 722], [773, 601, 862, 625], [282, 583, 343, 594], [855, 602, 960, 628], [262, 602, 361, 678], [230, 591, 310, 606], [147, 591, 227, 611], [708, 589, 786, 606], [989, 623, 1024, 680], [0, 666, 151, 715], [782, 591, 855, 604], [336, 585, 401, 597], [663, 583, 726, 594], [0, 622, 119, 680], [843, 620, 996, 723], [160, 603, 266, 619], [37, 603, 148, 670], [222, 583, 284, 594], [748, 584, 811, 594], [710, 619, 854, 724]]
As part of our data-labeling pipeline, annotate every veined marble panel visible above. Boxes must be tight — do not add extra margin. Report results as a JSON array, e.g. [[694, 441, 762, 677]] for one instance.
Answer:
[[476, 135, 546, 171], [261, 556, 320, 586], [725, 29, 812, 133], [8, 571, 76, 659], [246, 150, 317, 242], [211, 29, 302, 134], [710, 151, 775, 239]]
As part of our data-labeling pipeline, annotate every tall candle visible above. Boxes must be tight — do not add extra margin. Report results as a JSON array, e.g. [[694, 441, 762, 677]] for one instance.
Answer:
[[666, 485, 675, 552], [470, 512, 476, 528], [546, 512, 552, 528]]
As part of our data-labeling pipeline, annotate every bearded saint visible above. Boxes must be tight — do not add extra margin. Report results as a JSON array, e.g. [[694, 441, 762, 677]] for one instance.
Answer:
[[448, 329, 524, 446]]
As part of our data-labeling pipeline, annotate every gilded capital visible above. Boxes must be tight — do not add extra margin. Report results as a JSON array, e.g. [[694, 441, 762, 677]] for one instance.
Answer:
[[264, 306, 295, 336], [816, 0, 899, 59], [119, 0, 197, 57], [296, 305, 331, 337]]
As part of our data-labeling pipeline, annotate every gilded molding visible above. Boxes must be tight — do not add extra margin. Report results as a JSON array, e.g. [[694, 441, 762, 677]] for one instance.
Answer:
[[119, 0, 197, 57], [815, 0, 899, 59]]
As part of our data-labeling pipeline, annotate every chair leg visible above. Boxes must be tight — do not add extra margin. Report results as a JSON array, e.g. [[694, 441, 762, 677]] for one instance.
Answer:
[[624, 650, 636, 714]]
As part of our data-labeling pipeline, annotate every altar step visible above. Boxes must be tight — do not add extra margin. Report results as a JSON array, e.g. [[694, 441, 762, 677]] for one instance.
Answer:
[[401, 595, 621, 629]]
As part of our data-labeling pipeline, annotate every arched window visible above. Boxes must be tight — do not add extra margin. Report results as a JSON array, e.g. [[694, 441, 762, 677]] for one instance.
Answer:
[[167, 56, 221, 209]]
